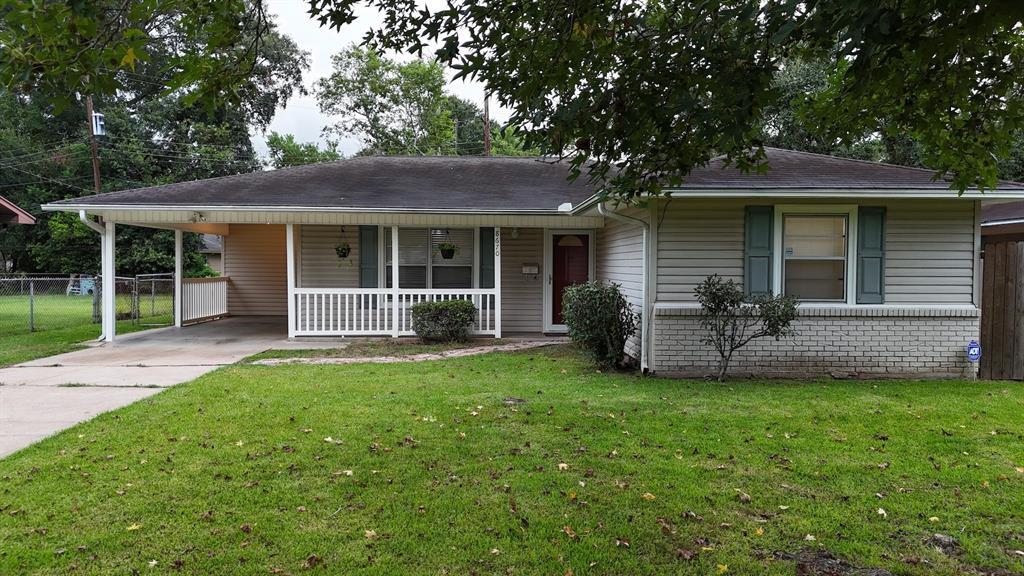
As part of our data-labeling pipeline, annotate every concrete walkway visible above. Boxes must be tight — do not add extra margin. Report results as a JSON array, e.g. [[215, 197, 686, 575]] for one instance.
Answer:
[[0, 317, 337, 457]]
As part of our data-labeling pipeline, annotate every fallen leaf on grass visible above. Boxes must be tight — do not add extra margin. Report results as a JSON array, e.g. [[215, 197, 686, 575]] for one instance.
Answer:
[[365, 530, 377, 540], [804, 534, 816, 542], [877, 508, 888, 518], [490, 548, 500, 555], [126, 524, 141, 531], [754, 527, 764, 537], [642, 492, 656, 501], [558, 463, 569, 471], [717, 564, 729, 573], [615, 538, 630, 548], [563, 525, 578, 540], [304, 554, 322, 568], [929, 516, 939, 523]]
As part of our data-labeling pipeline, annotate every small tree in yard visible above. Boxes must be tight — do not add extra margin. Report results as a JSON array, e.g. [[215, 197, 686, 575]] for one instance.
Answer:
[[562, 281, 638, 370], [695, 274, 798, 382]]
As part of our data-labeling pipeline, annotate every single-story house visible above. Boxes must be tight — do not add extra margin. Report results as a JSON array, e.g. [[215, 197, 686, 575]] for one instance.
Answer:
[[43, 148, 1024, 378], [0, 195, 36, 225]]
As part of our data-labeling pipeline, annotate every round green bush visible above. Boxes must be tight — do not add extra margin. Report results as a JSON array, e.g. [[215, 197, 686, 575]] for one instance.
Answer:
[[410, 299, 478, 342]]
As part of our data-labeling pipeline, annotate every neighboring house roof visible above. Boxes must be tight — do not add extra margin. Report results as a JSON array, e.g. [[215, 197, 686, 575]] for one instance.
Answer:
[[46, 156, 597, 213], [199, 234, 222, 254], [670, 147, 1024, 190], [982, 201, 1024, 226], [0, 195, 36, 224]]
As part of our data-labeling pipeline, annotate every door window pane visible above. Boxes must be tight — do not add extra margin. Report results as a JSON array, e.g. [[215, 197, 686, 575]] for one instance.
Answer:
[[783, 215, 847, 301]]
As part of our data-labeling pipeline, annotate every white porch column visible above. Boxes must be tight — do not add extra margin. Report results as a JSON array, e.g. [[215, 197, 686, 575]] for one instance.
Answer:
[[101, 221, 116, 343], [286, 224, 296, 338], [494, 227, 501, 338], [391, 225, 400, 338], [173, 229, 183, 328]]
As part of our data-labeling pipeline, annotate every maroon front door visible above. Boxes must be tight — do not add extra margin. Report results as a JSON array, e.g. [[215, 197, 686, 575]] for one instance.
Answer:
[[552, 234, 590, 325]]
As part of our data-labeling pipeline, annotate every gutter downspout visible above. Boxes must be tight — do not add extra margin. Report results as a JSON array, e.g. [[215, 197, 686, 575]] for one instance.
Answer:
[[79, 210, 108, 341], [79, 209, 106, 234], [597, 202, 651, 373]]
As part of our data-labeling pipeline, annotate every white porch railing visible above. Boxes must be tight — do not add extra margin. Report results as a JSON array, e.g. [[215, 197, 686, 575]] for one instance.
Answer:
[[293, 288, 499, 337], [181, 277, 229, 324]]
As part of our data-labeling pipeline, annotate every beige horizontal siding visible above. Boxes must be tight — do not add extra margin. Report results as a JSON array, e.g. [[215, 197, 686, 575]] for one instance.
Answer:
[[654, 198, 976, 305], [224, 224, 287, 316], [655, 200, 744, 301], [596, 207, 647, 358], [500, 228, 544, 334], [299, 225, 361, 288], [885, 200, 974, 304]]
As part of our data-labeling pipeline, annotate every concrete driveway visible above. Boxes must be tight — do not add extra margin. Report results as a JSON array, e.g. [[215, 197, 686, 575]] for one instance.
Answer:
[[0, 317, 335, 457]]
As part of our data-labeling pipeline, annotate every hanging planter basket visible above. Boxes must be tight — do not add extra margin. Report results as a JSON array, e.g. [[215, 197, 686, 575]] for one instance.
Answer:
[[438, 242, 458, 260], [335, 242, 351, 259]]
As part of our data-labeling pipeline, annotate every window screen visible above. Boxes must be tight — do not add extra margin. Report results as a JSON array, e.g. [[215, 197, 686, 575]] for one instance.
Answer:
[[782, 215, 847, 301], [385, 228, 428, 288]]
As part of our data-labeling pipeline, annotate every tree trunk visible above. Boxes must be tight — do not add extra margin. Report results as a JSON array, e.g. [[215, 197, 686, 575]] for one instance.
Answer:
[[717, 353, 731, 382]]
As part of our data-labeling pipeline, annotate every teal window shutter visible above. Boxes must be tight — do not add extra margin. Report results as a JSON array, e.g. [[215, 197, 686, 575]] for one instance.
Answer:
[[856, 207, 886, 304], [744, 206, 773, 296], [359, 225, 379, 288], [479, 227, 495, 289]]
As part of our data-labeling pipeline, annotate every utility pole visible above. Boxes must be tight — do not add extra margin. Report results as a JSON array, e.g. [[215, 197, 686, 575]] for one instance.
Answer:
[[483, 94, 491, 157], [85, 94, 101, 193]]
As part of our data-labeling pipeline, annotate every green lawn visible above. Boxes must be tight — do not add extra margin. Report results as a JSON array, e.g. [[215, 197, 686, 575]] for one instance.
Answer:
[[1, 347, 1022, 575], [0, 315, 172, 367], [0, 292, 172, 366]]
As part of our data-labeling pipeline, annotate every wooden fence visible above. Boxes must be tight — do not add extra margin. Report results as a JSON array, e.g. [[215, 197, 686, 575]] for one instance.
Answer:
[[980, 240, 1024, 379]]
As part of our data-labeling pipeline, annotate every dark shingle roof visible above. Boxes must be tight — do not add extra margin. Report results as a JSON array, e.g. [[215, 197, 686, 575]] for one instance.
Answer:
[[51, 156, 597, 212], [982, 201, 1024, 224], [673, 147, 1024, 190]]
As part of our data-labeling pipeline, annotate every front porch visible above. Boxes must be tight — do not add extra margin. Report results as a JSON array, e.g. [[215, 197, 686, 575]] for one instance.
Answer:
[[285, 225, 504, 338], [90, 216, 601, 342]]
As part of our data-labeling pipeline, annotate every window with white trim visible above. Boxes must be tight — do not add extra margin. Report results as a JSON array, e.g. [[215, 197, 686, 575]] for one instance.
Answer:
[[773, 205, 858, 304]]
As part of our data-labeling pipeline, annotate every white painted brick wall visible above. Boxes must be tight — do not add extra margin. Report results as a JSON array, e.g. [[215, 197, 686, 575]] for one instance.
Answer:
[[651, 309, 979, 379]]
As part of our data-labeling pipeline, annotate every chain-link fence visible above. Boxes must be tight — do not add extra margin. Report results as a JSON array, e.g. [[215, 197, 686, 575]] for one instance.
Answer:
[[0, 273, 174, 336]]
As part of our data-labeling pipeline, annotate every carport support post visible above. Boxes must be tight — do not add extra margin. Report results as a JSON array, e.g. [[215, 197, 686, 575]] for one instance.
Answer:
[[391, 225, 399, 338], [174, 229, 183, 328], [494, 227, 501, 339], [286, 224, 296, 338], [101, 221, 116, 342]]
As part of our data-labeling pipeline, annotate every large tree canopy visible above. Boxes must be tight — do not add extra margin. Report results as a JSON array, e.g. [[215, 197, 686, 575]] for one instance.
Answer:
[[304, 0, 1024, 198], [0, 6, 309, 274], [4, 1, 1023, 200]]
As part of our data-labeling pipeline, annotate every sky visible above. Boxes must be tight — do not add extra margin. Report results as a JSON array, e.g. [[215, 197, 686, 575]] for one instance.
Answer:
[[251, 0, 508, 159]]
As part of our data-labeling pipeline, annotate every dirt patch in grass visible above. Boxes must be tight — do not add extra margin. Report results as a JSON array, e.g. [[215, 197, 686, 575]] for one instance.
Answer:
[[251, 339, 567, 365]]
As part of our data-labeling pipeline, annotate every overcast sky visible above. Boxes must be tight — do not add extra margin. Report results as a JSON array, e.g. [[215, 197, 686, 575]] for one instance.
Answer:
[[252, 0, 508, 159]]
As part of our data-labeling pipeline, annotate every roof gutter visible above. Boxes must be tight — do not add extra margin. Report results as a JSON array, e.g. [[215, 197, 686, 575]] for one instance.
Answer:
[[46, 203, 584, 216], [597, 202, 651, 373]]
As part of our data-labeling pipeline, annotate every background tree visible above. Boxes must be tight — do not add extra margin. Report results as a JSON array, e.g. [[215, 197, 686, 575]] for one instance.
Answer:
[[315, 46, 455, 155], [0, 8, 308, 274], [265, 132, 341, 168]]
